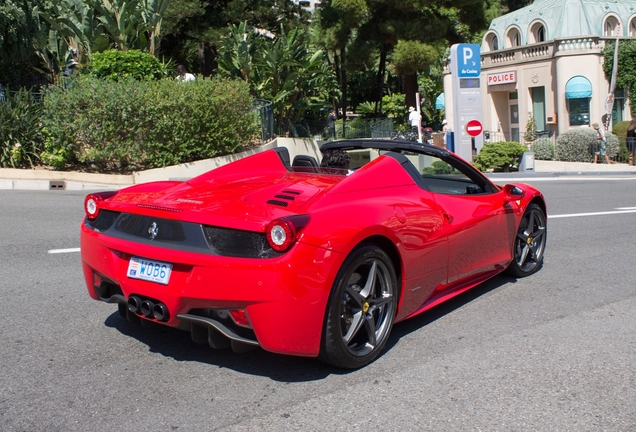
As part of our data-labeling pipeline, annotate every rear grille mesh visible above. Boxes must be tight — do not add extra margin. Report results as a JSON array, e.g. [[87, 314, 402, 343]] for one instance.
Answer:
[[203, 227, 281, 258]]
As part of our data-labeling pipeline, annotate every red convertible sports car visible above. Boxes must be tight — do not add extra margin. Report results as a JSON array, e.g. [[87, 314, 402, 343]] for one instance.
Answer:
[[81, 139, 547, 368]]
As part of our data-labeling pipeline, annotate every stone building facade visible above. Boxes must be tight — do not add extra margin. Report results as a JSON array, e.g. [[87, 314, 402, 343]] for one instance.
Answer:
[[443, 0, 636, 142]]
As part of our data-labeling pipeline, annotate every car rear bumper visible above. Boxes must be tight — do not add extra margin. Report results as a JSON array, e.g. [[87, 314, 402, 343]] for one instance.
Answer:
[[80, 223, 344, 357]]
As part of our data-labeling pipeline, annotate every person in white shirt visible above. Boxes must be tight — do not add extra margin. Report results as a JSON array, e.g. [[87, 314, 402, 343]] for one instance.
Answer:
[[177, 65, 195, 82], [408, 106, 421, 133], [442, 119, 448, 146]]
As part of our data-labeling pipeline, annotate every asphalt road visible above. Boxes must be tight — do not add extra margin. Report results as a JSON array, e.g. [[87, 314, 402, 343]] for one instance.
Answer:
[[1, 177, 635, 431]]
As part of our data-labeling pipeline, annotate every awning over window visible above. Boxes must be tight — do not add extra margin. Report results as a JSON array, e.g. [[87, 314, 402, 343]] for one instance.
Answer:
[[435, 93, 445, 109], [565, 76, 592, 99]]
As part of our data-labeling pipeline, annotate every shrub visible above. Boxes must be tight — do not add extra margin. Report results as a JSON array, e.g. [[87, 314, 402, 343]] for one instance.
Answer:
[[473, 141, 528, 172], [532, 138, 555, 160], [611, 121, 630, 161], [0, 88, 43, 168], [41, 76, 259, 171], [612, 120, 629, 137], [555, 127, 619, 162], [423, 160, 453, 175], [339, 116, 371, 139], [88, 50, 168, 81], [355, 101, 377, 118]]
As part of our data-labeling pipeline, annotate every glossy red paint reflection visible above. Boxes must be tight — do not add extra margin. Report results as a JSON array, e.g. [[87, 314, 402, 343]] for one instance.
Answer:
[[80, 143, 546, 362]]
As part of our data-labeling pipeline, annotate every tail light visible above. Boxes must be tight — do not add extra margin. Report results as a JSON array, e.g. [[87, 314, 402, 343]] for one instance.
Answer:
[[265, 215, 310, 252], [84, 191, 118, 220]]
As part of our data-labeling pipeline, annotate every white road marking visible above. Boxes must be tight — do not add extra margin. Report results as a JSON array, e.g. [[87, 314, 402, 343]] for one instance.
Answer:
[[48, 247, 81, 254], [549, 209, 636, 219]]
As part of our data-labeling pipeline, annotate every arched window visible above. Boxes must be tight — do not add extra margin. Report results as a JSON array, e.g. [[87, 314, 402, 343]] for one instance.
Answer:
[[604, 16, 621, 36], [506, 28, 521, 47], [631, 18, 636, 37], [529, 22, 547, 43], [536, 26, 545, 42], [483, 32, 499, 52]]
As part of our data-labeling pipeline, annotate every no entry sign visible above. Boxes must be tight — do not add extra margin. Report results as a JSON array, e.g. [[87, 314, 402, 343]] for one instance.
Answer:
[[466, 119, 483, 137]]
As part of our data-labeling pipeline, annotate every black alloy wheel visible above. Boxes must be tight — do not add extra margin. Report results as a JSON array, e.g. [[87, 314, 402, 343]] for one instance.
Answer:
[[506, 203, 547, 277], [320, 245, 397, 369]]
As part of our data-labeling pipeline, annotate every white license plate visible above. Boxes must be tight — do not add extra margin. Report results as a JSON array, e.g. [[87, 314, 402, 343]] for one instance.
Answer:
[[127, 257, 172, 285]]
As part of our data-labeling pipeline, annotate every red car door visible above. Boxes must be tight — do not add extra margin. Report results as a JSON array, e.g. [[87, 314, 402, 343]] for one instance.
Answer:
[[432, 190, 516, 285]]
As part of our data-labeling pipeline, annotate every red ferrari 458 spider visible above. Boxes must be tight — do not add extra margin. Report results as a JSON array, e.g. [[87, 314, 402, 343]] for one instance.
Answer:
[[81, 139, 547, 368]]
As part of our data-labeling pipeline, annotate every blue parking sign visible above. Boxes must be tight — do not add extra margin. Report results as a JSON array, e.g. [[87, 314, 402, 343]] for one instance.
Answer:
[[455, 44, 481, 77]]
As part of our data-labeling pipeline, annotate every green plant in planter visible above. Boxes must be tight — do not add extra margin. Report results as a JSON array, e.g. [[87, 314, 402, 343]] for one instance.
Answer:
[[524, 115, 537, 142], [473, 141, 528, 172]]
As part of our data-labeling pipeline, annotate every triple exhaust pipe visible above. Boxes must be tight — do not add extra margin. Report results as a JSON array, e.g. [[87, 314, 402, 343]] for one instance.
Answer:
[[127, 295, 169, 322]]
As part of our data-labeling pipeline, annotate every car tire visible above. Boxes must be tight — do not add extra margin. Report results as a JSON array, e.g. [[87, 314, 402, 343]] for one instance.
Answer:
[[320, 245, 398, 369], [506, 203, 547, 277]]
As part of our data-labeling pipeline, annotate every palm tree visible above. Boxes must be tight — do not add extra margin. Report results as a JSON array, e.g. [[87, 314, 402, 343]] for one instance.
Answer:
[[38, 0, 108, 75], [218, 22, 339, 135]]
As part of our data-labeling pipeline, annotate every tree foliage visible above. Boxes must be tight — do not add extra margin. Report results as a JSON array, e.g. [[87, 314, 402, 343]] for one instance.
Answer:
[[314, 0, 493, 115], [0, 0, 43, 80], [392, 41, 440, 77], [33, 0, 172, 80], [218, 22, 339, 135], [4, 0, 513, 142], [160, 0, 310, 75], [603, 40, 636, 116]]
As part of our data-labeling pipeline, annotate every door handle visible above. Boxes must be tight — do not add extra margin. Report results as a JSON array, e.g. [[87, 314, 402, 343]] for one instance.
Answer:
[[444, 213, 454, 223]]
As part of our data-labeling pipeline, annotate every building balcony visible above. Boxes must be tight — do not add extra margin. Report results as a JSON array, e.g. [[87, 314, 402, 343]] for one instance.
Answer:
[[444, 37, 620, 73]]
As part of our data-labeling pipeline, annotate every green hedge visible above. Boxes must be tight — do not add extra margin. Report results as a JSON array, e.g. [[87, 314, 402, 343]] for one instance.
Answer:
[[532, 138, 555, 160], [555, 127, 619, 162], [41, 76, 260, 171], [0, 88, 43, 168], [612, 120, 629, 137], [88, 50, 168, 81], [473, 141, 528, 172]]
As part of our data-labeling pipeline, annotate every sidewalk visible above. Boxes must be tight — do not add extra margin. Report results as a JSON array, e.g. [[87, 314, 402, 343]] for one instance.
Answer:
[[1, 160, 636, 191], [0, 168, 133, 190]]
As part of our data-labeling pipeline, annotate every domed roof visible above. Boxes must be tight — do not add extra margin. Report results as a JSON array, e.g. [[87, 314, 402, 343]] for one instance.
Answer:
[[488, 0, 636, 41]]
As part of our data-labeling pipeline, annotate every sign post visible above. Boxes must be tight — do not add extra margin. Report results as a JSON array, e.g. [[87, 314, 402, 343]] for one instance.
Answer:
[[450, 44, 484, 161]]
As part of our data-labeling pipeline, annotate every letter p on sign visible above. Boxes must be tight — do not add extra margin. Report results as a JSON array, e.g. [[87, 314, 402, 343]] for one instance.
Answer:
[[463, 47, 473, 64]]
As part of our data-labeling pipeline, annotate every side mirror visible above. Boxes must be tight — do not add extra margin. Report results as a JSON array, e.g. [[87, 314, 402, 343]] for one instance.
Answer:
[[503, 184, 525, 201]]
